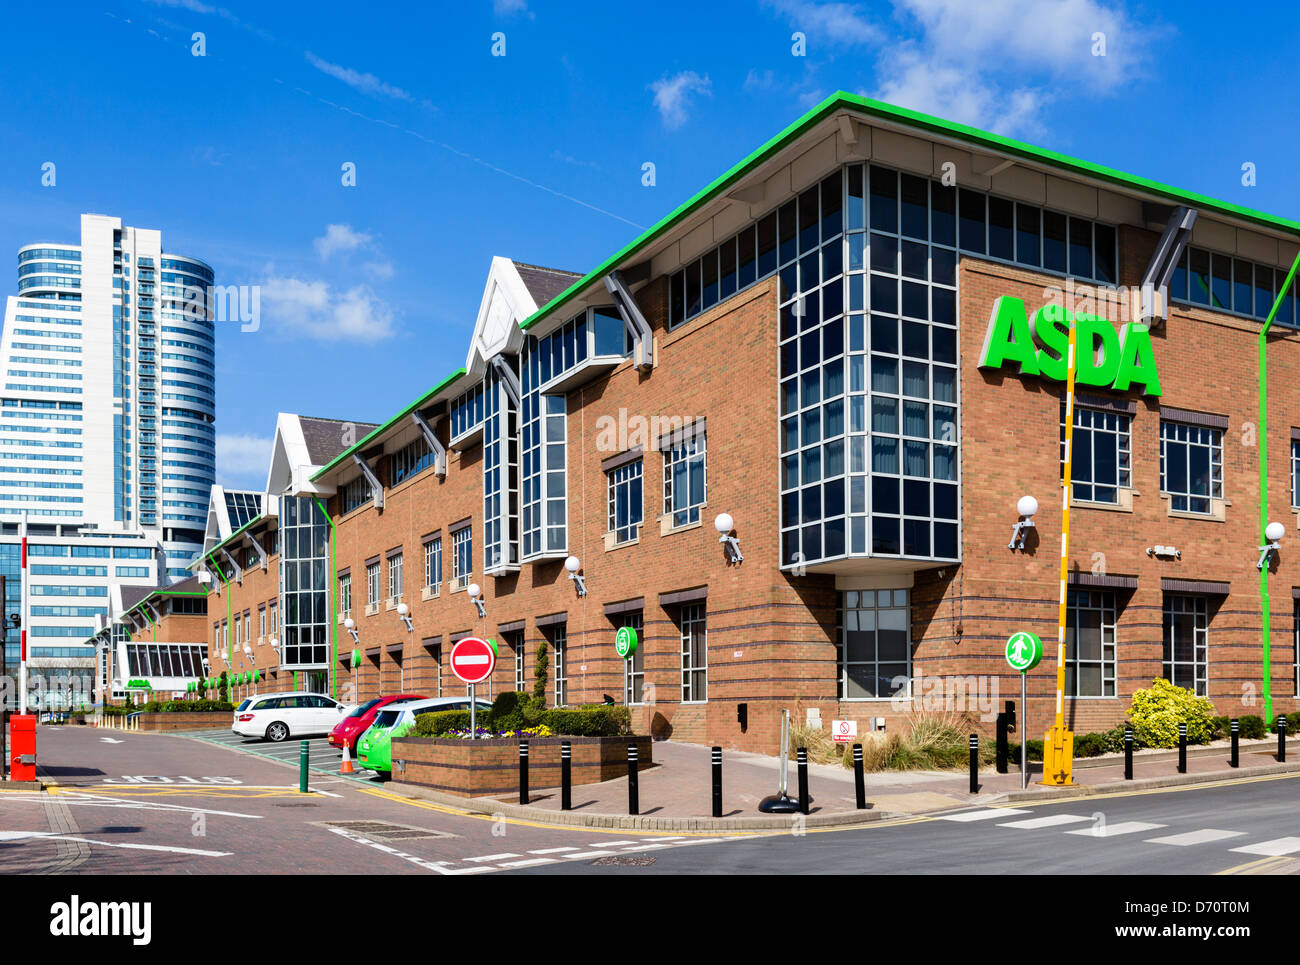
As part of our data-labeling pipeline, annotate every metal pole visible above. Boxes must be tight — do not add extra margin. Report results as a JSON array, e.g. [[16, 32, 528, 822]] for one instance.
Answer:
[[778, 709, 790, 796], [711, 746, 722, 818], [969, 734, 979, 794], [1020, 672, 1027, 789], [518, 740, 529, 806], [996, 711, 1008, 774], [560, 740, 572, 811], [298, 740, 309, 793], [852, 743, 866, 809], [470, 683, 476, 739], [796, 747, 809, 815], [1123, 726, 1133, 780], [627, 741, 639, 815], [1177, 722, 1187, 774], [1230, 718, 1239, 768]]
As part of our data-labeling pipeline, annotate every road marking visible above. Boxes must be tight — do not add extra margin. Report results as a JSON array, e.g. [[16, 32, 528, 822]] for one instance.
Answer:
[[465, 853, 521, 862], [997, 814, 1092, 830], [1216, 855, 1292, 876], [498, 857, 557, 868], [0, 830, 230, 857], [100, 738, 123, 744], [1145, 829, 1246, 846], [1065, 821, 1166, 838], [940, 808, 1031, 822], [601, 839, 641, 845], [528, 847, 578, 854], [562, 850, 618, 859], [324, 826, 474, 874], [1230, 836, 1300, 856]]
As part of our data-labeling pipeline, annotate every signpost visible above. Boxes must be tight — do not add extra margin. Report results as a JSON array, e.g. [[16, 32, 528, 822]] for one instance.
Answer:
[[1005, 631, 1043, 789], [831, 719, 858, 744], [614, 626, 638, 659], [449, 637, 495, 739]]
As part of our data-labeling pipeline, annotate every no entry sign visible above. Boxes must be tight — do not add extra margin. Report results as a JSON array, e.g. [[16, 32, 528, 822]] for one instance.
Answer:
[[450, 636, 496, 684]]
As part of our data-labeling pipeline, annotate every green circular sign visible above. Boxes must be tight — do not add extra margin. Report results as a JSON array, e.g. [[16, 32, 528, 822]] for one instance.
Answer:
[[1005, 631, 1044, 672], [615, 626, 638, 659]]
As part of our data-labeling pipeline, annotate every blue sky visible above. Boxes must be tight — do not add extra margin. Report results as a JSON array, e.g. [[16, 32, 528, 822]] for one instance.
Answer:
[[1, 0, 1297, 489]]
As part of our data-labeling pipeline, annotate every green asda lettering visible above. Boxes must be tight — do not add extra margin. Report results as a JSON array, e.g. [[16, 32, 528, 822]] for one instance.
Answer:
[[978, 296, 1161, 396]]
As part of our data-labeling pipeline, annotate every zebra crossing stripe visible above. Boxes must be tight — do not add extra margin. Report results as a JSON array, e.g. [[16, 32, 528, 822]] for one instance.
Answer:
[[997, 814, 1091, 830], [939, 808, 1031, 822], [1145, 829, 1246, 846], [1065, 821, 1166, 838], [1229, 836, 1300, 856]]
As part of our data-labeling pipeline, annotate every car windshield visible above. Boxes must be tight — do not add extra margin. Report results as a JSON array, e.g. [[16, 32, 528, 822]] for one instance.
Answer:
[[347, 698, 382, 719], [236, 699, 251, 712], [372, 709, 403, 729]]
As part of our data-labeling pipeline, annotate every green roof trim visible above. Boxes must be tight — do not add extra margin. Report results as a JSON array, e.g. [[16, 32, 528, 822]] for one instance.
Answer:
[[307, 91, 1300, 488], [311, 367, 467, 481]]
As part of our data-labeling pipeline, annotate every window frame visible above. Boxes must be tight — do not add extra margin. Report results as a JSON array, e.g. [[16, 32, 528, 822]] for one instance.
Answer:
[[678, 603, 707, 703], [606, 457, 644, 544], [1160, 421, 1223, 515], [662, 434, 707, 528]]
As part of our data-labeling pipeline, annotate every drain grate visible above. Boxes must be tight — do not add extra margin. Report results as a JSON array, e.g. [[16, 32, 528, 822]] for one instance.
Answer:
[[591, 854, 657, 867], [319, 820, 453, 841]]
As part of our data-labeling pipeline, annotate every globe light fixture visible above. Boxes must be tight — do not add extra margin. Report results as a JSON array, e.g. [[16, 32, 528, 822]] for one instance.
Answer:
[[564, 556, 587, 596], [1009, 495, 1038, 551]]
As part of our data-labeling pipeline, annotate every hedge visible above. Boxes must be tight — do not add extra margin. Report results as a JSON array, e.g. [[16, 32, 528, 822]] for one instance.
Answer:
[[411, 697, 631, 738]]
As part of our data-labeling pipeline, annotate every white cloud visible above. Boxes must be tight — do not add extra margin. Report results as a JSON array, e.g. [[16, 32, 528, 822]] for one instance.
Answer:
[[216, 433, 273, 489], [313, 224, 372, 260], [305, 52, 415, 102], [874, 53, 1048, 137], [363, 260, 395, 280], [650, 71, 712, 130], [763, 0, 883, 45], [261, 277, 395, 341], [493, 0, 533, 16]]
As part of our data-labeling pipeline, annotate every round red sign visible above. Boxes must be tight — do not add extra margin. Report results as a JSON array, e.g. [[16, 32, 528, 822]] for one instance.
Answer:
[[450, 636, 496, 685]]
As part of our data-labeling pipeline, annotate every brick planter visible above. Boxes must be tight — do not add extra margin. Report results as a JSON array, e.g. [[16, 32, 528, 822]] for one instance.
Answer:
[[391, 735, 653, 797], [129, 712, 232, 732]]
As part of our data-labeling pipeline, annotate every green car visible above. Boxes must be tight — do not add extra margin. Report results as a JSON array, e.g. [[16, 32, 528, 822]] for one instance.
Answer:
[[356, 696, 491, 773]]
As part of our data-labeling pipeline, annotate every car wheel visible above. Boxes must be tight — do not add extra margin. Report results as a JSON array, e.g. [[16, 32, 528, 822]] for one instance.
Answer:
[[266, 721, 290, 742]]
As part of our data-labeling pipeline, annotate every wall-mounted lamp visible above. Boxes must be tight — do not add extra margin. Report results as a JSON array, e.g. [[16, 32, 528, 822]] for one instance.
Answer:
[[564, 556, 587, 596], [396, 601, 413, 632], [1258, 521, 1285, 570], [1146, 545, 1181, 560], [714, 513, 743, 563], [467, 583, 486, 618], [1009, 495, 1038, 551], [343, 618, 359, 645], [268, 636, 280, 653], [242, 643, 255, 665]]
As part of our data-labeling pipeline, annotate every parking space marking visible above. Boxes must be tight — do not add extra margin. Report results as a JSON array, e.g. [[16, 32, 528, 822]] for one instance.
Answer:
[[1144, 829, 1247, 846]]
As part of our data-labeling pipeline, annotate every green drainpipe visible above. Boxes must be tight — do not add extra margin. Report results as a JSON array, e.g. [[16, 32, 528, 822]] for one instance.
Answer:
[[1258, 249, 1300, 727], [313, 497, 339, 700]]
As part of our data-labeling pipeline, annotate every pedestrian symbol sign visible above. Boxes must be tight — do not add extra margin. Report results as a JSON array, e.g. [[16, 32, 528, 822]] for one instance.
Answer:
[[1005, 631, 1043, 672], [615, 626, 638, 659]]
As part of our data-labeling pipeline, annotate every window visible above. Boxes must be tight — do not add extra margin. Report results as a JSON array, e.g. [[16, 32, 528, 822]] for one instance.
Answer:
[[1291, 440, 1300, 508], [607, 458, 643, 543], [389, 437, 435, 485], [547, 624, 568, 707], [366, 561, 381, 607], [388, 552, 403, 602], [339, 574, 352, 618], [1160, 422, 1222, 514], [619, 612, 645, 704], [1063, 404, 1130, 504], [507, 630, 526, 691], [259, 606, 267, 638], [424, 536, 442, 594], [1163, 594, 1209, 696], [1169, 244, 1296, 326], [340, 475, 369, 514], [1066, 589, 1117, 697], [663, 434, 706, 527], [839, 589, 909, 699], [679, 603, 707, 702], [452, 527, 472, 590], [269, 602, 278, 634]]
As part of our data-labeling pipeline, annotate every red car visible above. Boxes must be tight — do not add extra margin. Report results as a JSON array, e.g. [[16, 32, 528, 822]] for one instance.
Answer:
[[329, 694, 424, 751]]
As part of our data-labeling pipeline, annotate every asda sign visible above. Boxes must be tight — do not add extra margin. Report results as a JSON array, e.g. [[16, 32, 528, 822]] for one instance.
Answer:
[[978, 297, 1162, 396]]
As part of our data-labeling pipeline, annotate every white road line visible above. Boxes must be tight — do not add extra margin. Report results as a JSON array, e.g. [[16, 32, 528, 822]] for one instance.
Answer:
[[676, 838, 725, 845], [644, 836, 686, 841], [499, 857, 557, 868], [1230, 837, 1300, 857], [1065, 821, 1167, 838], [623, 842, 671, 851], [0, 830, 230, 857], [599, 839, 641, 845], [997, 814, 1092, 830], [1145, 829, 1247, 847], [528, 847, 578, 854], [940, 808, 1031, 822], [325, 827, 473, 874], [465, 853, 522, 862], [563, 849, 618, 859]]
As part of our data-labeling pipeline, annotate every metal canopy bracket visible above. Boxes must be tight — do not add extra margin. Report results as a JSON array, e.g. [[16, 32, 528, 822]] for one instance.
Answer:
[[490, 355, 522, 409], [247, 532, 268, 571], [605, 271, 653, 370], [352, 453, 385, 510], [219, 547, 243, 585], [410, 410, 447, 477], [1139, 205, 1198, 327]]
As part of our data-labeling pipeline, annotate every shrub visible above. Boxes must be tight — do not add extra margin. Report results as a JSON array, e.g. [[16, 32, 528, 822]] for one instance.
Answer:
[[490, 691, 530, 732], [1073, 732, 1109, 757], [1127, 678, 1216, 748], [412, 709, 472, 737], [411, 702, 630, 738], [880, 711, 996, 770], [539, 705, 630, 737], [532, 642, 549, 706], [1239, 715, 1266, 739], [1006, 740, 1045, 763]]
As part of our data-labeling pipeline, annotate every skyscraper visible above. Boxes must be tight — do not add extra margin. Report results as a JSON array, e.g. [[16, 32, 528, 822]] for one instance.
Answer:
[[1, 214, 215, 704]]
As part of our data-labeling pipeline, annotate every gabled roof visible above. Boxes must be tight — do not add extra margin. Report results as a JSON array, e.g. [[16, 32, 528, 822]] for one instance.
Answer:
[[299, 416, 378, 465], [512, 261, 581, 307], [267, 412, 375, 497], [120, 585, 155, 611]]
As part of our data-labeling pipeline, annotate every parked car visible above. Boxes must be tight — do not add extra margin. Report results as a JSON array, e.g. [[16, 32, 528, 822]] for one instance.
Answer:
[[329, 694, 424, 751], [356, 696, 492, 774], [232, 691, 348, 742]]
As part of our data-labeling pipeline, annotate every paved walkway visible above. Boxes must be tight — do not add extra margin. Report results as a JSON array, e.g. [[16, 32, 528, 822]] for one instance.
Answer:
[[481, 736, 1300, 819]]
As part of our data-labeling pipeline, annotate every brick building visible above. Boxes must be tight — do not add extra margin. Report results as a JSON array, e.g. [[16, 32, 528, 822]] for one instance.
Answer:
[[168, 93, 1300, 751]]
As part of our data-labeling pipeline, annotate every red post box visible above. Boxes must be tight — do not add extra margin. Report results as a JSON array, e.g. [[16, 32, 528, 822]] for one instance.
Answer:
[[9, 714, 36, 782]]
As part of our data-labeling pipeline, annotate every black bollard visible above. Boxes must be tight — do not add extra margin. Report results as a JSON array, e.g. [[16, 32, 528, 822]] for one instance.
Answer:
[[518, 740, 529, 806], [1230, 718, 1239, 769], [796, 747, 810, 815], [969, 734, 979, 794], [853, 743, 866, 809], [627, 742, 639, 815], [1177, 722, 1187, 773], [560, 740, 572, 810], [711, 746, 723, 818], [1279, 715, 1287, 763], [1123, 726, 1133, 780], [995, 712, 1009, 774]]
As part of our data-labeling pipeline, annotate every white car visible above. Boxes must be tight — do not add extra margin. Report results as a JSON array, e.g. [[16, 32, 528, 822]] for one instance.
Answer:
[[232, 691, 347, 742]]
